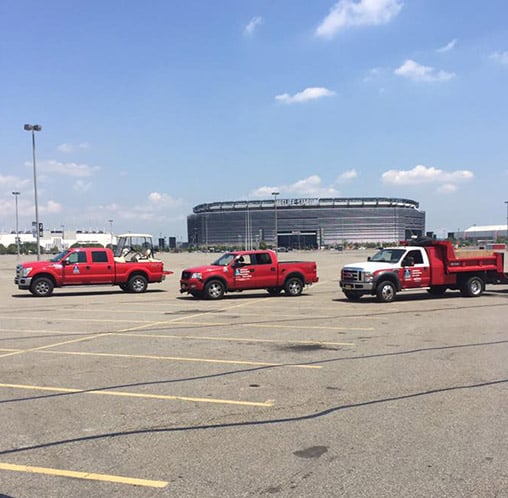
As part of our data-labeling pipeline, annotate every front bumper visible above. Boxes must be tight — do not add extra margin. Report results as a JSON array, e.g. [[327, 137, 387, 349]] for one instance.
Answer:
[[339, 281, 374, 292], [15, 276, 32, 289], [180, 279, 204, 294]]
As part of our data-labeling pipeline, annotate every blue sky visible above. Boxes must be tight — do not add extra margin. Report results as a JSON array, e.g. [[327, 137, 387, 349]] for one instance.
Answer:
[[1, 0, 507, 240]]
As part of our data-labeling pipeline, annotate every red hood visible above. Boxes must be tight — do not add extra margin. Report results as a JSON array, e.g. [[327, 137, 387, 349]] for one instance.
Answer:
[[184, 264, 228, 273], [20, 260, 63, 270]]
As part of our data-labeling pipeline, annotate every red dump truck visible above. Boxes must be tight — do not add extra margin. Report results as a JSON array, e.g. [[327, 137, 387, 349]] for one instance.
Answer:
[[339, 239, 508, 302], [180, 249, 318, 299], [15, 234, 172, 297]]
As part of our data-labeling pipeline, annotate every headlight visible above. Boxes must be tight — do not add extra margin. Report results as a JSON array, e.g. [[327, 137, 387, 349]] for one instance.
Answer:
[[191, 272, 202, 280], [22, 267, 33, 277], [363, 272, 373, 282]]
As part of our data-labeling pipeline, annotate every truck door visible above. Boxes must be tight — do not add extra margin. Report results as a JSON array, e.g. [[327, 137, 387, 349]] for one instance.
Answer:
[[62, 250, 89, 285], [88, 250, 115, 283], [233, 253, 277, 290], [399, 249, 431, 288]]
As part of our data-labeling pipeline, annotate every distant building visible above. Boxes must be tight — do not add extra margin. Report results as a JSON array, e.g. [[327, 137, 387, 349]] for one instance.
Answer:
[[187, 197, 425, 248], [463, 225, 508, 242]]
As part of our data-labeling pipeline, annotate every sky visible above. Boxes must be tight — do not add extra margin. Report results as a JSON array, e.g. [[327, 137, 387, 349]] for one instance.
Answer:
[[1, 0, 507, 241]]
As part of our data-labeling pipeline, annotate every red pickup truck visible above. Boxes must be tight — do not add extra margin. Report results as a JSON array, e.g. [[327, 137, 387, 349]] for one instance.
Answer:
[[180, 250, 318, 299], [340, 239, 508, 302], [15, 245, 171, 297]]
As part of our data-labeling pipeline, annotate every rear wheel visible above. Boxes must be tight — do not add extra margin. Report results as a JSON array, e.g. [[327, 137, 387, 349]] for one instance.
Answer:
[[376, 281, 396, 303], [204, 280, 225, 300], [128, 274, 148, 293], [460, 276, 484, 297], [344, 290, 362, 301], [30, 276, 54, 297], [284, 277, 303, 296]]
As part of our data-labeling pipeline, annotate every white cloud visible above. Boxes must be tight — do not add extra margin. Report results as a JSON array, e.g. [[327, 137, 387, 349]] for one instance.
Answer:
[[252, 175, 339, 197], [394, 59, 455, 82], [35, 160, 100, 177], [275, 87, 335, 104], [244, 16, 263, 36], [436, 39, 457, 53], [0, 174, 31, 190], [336, 169, 358, 183], [382, 164, 474, 193], [57, 143, 90, 153], [490, 51, 508, 65], [316, 0, 403, 39], [148, 192, 181, 208], [41, 200, 63, 214], [73, 179, 92, 192]]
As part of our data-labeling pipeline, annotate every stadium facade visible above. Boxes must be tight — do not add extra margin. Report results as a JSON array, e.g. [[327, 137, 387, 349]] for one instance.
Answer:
[[187, 197, 425, 249]]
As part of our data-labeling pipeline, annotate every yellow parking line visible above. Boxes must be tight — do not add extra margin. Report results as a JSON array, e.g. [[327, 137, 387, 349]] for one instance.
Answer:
[[0, 383, 274, 407], [115, 333, 355, 347], [0, 462, 168, 488], [40, 350, 321, 369]]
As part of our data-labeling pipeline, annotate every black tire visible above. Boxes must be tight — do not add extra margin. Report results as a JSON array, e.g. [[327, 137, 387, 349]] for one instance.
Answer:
[[204, 280, 225, 300], [344, 290, 362, 301], [267, 287, 282, 296], [190, 291, 203, 298], [427, 286, 446, 296], [128, 274, 148, 293], [119, 283, 129, 292], [30, 276, 54, 297], [460, 276, 484, 297], [284, 277, 303, 296], [376, 281, 396, 303]]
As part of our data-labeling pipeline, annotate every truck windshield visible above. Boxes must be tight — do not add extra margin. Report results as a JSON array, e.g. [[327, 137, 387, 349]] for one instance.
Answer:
[[370, 249, 406, 264], [212, 253, 236, 266], [50, 250, 71, 262]]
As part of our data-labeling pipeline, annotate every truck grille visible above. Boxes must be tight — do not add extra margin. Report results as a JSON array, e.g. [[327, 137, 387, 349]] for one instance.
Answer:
[[341, 268, 362, 282]]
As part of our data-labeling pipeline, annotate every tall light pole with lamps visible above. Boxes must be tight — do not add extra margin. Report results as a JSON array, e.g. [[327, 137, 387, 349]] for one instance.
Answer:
[[24, 124, 42, 260], [12, 191, 21, 258], [272, 191, 279, 250], [108, 219, 114, 247]]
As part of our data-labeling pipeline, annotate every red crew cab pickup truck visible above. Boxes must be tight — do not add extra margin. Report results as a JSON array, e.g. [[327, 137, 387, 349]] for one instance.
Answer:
[[15, 247, 171, 297], [180, 250, 318, 299], [339, 239, 508, 302]]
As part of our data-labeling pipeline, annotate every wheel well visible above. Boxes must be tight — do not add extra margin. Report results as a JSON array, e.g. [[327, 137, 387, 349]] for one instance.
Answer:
[[205, 276, 228, 291], [32, 273, 57, 287], [127, 271, 148, 281], [374, 272, 400, 291], [284, 272, 304, 285], [458, 273, 485, 285]]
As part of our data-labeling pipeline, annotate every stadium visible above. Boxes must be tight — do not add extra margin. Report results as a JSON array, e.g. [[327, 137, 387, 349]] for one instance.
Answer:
[[187, 197, 425, 249]]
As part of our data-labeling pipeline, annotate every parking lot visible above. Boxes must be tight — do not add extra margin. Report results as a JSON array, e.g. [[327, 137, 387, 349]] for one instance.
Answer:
[[0, 250, 507, 497]]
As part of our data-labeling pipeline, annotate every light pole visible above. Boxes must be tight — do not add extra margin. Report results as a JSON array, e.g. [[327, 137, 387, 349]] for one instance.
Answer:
[[108, 219, 114, 246], [272, 191, 279, 250], [24, 124, 42, 260], [12, 191, 21, 258]]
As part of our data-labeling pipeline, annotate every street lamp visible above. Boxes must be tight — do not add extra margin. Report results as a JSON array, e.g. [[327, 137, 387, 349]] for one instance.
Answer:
[[24, 124, 42, 260], [12, 191, 20, 258], [108, 219, 114, 246], [272, 191, 279, 250]]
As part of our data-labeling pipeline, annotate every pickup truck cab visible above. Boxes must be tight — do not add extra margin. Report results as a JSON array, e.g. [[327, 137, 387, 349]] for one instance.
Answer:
[[180, 249, 318, 299], [15, 234, 171, 297], [340, 239, 507, 302]]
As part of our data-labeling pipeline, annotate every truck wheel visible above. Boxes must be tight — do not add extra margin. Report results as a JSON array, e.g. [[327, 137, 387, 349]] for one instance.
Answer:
[[128, 274, 148, 293], [30, 277, 54, 297], [204, 280, 225, 300], [119, 283, 129, 292], [376, 281, 396, 303], [344, 290, 362, 301], [267, 287, 282, 296], [284, 277, 303, 296], [460, 276, 484, 297]]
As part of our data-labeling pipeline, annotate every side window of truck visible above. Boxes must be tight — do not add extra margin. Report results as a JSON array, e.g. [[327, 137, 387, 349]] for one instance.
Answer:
[[404, 250, 424, 265], [255, 253, 272, 265], [92, 251, 109, 263], [68, 252, 87, 264]]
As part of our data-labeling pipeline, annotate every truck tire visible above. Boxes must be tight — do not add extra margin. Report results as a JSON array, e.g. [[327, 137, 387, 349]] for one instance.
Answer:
[[204, 280, 225, 300], [128, 274, 148, 293], [267, 287, 282, 296], [284, 277, 303, 296], [30, 276, 54, 297], [344, 290, 362, 301], [119, 283, 129, 292], [190, 291, 203, 298], [376, 281, 396, 303], [460, 276, 484, 297]]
